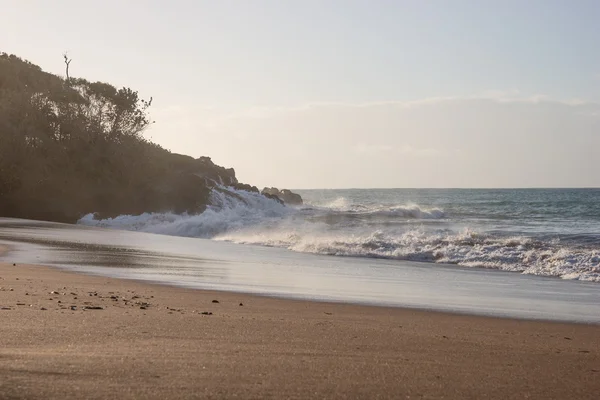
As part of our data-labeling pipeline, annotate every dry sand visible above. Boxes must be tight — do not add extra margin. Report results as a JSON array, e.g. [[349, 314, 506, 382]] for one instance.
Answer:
[[0, 257, 599, 399]]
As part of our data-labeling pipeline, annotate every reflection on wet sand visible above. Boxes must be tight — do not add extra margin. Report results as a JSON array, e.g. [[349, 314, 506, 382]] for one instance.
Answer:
[[0, 219, 226, 282], [2, 217, 600, 323]]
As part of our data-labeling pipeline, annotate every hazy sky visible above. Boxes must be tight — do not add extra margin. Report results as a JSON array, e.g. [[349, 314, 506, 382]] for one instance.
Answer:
[[3, 0, 599, 188]]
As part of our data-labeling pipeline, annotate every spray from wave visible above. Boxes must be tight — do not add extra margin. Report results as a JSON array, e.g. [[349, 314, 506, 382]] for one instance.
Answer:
[[218, 228, 600, 282], [79, 186, 600, 282], [79, 187, 290, 238], [308, 197, 445, 219]]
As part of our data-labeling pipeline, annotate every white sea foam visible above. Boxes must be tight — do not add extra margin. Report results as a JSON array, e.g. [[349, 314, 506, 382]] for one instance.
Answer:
[[217, 228, 600, 282], [319, 197, 352, 210], [79, 187, 289, 238], [78, 186, 600, 282], [307, 197, 445, 219]]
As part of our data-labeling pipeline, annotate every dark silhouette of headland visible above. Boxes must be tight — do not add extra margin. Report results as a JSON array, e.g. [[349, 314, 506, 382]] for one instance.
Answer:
[[0, 53, 300, 222]]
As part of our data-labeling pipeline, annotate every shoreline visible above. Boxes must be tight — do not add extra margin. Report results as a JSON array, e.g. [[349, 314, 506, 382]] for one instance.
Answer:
[[49, 270, 600, 327], [2, 248, 599, 326], [1, 261, 599, 399], [2, 231, 600, 324]]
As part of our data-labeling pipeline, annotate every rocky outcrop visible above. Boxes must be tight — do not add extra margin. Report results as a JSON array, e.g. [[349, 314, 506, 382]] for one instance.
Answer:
[[0, 53, 297, 223], [261, 187, 303, 205], [166, 155, 238, 187], [78, 155, 242, 220], [262, 192, 284, 205], [144, 157, 300, 217], [231, 183, 259, 193], [150, 155, 243, 215], [153, 171, 211, 215]]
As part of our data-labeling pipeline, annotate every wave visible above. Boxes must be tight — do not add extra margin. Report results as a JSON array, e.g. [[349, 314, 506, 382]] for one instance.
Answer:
[[218, 228, 600, 282], [78, 186, 600, 283], [308, 197, 445, 219], [79, 187, 290, 238]]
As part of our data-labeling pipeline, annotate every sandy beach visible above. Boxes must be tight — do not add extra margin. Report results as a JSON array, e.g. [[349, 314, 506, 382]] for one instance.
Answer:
[[0, 256, 599, 400], [3, 6, 600, 399]]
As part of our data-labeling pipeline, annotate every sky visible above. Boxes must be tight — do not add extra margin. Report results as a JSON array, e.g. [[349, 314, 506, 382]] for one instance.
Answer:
[[2, 0, 599, 188]]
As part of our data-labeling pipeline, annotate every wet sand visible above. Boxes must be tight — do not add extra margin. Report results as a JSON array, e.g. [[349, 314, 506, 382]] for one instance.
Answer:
[[1, 260, 599, 399]]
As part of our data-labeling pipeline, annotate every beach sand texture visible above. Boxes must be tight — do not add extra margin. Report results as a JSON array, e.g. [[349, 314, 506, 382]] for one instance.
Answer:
[[1, 260, 599, 399]]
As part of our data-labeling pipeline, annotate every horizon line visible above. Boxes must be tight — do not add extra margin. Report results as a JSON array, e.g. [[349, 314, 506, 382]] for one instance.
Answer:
[[289, 187, 600, 191]]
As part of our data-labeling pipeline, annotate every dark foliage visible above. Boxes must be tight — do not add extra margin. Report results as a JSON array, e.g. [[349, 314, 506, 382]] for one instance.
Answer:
[[0, 53, 230, 222]]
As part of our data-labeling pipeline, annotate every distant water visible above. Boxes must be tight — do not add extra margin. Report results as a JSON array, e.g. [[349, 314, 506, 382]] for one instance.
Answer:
[[79, 188, 600, 282]]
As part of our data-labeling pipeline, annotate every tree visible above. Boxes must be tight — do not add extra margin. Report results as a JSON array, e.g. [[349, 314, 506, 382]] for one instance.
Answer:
[[0, 53, 158, 221], [63, 53, 72, 82]]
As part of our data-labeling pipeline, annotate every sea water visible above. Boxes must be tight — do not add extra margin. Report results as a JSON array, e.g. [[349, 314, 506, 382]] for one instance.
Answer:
[[2, 188, 599, 322], [79, 188, 600, 282]]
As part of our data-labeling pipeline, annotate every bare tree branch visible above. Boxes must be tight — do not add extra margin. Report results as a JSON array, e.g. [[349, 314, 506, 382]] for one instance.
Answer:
[[63, 53, 72, 82]]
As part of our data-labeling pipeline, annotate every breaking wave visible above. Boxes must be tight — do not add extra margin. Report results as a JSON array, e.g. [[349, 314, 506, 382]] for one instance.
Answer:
[[79, 187, 290, 238], [218, 228, 600, 282], [79, 187, 600, 282], [306, 197, 445, 220]]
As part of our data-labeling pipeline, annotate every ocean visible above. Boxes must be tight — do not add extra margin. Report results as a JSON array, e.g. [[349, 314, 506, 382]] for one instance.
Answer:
[[79, 188, 600, 282], [2, 188, 600, 322]]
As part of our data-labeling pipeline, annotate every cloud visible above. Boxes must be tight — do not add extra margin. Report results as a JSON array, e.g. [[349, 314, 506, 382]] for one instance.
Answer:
[[202, 92, 600, 120], [147, 94, 600, 188], [152, 92, 600, 128], [353, 143, 394, 155], [354, 144, 440, 157], [398, 145, 441, 157]]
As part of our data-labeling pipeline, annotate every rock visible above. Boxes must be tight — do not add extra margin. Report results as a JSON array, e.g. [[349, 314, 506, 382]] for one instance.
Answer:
[[201, 311, 213, 315], [79, 154, 243, 220], [239, 303, 243, 306], [261, 187, 303, 205], [212, 300, 219, 304], [83, 306, 103, 310], [212, 186, 249, 205], [280, 189, 303, 205], [232, 183, 259, 193], [70, 306, 77, 310], [194, 156, 238, 186], [151, 172, 210, 215], [40, 307, 47, 310], [262, 192, 284, 205]]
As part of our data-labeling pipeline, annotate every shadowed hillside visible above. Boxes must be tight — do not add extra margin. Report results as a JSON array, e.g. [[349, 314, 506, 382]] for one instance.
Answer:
[[0, 53, 275, 222]]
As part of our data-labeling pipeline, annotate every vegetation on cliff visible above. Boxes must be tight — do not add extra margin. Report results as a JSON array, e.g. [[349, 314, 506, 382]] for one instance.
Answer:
[[0, 53, 243, 222]]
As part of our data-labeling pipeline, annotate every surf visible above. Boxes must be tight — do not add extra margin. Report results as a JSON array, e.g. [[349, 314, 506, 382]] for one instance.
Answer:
[[78, 187, 600, 282]]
